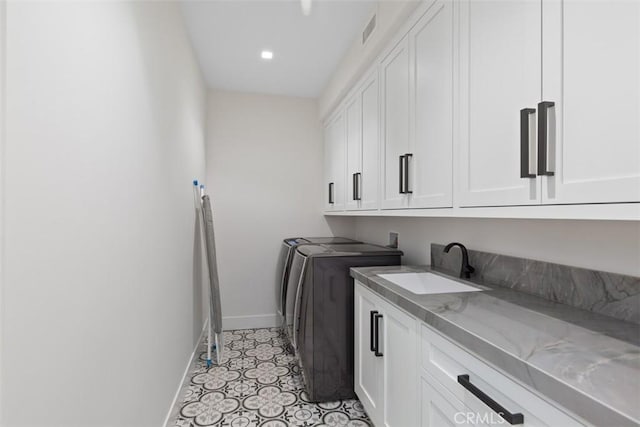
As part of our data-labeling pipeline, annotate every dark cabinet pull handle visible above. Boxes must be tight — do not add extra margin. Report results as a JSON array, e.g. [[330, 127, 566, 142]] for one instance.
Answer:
[[374, 313, 383, 357], [355, 173, 362, 201], [328, 182, 334, 204], [399, 155, 406, 194], [369, 310, 378, 352], [352, 173, 357, 201], [457, 375, 524, 425], [537, 101, 555, 176], [520, 108, 536, 178], [404, 153, 413, 194]]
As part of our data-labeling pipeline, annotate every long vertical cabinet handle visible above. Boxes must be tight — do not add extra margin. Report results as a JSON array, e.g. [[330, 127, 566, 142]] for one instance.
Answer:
[[404, 154, 413, 194], [328, 182, 334, 204], [537, 101, 555, 176], [520, 108, 536, 178], [352, 173, 357, 201], [374, 313, 383, 357], [369, 310, 378, 352], [355, 173, 362, 201], [399, 155, 406, 194]]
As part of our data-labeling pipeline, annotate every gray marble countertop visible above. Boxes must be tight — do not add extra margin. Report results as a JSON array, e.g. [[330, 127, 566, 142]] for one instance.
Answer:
[[351, 265, 640, 427]]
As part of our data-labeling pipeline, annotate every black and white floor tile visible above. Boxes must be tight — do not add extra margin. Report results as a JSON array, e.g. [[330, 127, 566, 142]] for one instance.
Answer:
[[172, 328, 372, 427]]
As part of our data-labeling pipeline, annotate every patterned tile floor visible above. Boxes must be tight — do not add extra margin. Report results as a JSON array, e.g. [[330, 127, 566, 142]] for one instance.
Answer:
[[172, 327, 372, 427]]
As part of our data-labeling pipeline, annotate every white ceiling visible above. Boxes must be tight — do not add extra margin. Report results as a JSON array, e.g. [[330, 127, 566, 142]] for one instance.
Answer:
[[180, 0, 376, 98]]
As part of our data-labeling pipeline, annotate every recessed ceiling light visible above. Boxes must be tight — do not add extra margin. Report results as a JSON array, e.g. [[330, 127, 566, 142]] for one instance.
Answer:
[[261, 50, 273, 60], [301, 0, 312, 16]]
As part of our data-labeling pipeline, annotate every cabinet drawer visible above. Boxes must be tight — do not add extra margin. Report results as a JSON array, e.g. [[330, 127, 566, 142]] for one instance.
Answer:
[[421, 324, 587, 426], [421, 371, 488, 427]]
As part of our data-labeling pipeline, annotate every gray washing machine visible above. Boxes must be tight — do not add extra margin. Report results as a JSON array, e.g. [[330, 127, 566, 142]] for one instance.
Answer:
[[276, 237, 360, 329], [284, 243, 403, 402]]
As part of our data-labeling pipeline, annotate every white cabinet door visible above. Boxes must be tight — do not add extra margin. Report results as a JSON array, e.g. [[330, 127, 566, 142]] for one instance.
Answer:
[[325, 112, 346, 211], [381, 36, 411, 209], [458, 0, 542, 207], [332, 113, 347, 211], [346, 95, 362, 211], [381, 298, 418, 427], [354, 282, 418, 427], [323, 121, 333, 211], [542, 0, 640, 204], [345, 70, 379, 211], [360, 71, 380, 210], [354, 283, 384, 425], [409, 0, 454, 209]]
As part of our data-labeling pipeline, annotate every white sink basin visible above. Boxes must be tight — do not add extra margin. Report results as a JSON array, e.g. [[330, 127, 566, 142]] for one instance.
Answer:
[[377, 272, 483, 295]]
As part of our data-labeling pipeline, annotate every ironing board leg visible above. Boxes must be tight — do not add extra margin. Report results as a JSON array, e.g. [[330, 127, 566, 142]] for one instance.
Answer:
[[206, 320, 212, 368]]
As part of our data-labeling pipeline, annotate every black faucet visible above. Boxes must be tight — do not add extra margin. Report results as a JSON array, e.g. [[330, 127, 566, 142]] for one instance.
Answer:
[[443, 242, 475, 279]]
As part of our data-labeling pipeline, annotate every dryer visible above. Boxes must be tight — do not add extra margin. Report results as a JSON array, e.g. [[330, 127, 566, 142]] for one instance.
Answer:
[[276, 237, 360, 329], [284, 243, 402, 402]]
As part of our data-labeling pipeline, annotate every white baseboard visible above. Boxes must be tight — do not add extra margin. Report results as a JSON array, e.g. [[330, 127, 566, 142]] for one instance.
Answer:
[[163, 320, 207, 427], [223, 314, 278, 330]]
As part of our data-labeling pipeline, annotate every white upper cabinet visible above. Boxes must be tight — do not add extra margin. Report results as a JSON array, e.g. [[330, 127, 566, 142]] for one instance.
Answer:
[[322, 0, 640, 219], [457, 0, 543, 207], [409, 0, 454, 208], [360, 71, 380, 210], [324, 119, 332, 211], [324, 112, 346, 211], [381, 35, 411, 209], [458, 0, 640, 208], [345, 95, 362, 210], [346, 69, 380, 211], [541, 0, 640, 204], [381, 0, 455, 210]]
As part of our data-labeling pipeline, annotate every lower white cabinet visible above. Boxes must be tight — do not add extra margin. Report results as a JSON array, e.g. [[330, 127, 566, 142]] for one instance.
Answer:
[[354, 283, 383, 417], [354, 282, 418, 427], [381, 295, 419, 427], [420, 324, 586, 427], [354, 281, 587, 427], [420, 372, 480, 427]]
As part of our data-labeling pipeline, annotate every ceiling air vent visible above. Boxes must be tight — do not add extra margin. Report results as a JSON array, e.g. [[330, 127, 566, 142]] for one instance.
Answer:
[[362, 13, 376, 45]]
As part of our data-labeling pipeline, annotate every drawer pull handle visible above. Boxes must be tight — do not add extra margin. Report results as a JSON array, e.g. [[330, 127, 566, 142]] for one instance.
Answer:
[[537, 101, 555, 176], [457, 374, 524, 425], [352, 173, 357, 201], [369, 310, 378, 352], [399, 155, 406, 194], [520, 108, 536, 178], [404, 153, 413, 194], [374, 313, 383, 357]]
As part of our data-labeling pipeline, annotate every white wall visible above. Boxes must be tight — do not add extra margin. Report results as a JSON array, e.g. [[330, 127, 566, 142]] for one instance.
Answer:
[[206, 89, 355, 329], [318, 0, 420, 119], [0, 1, 6, 423], [354, 217, 640, 277], [2, 2, 206, 426]]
